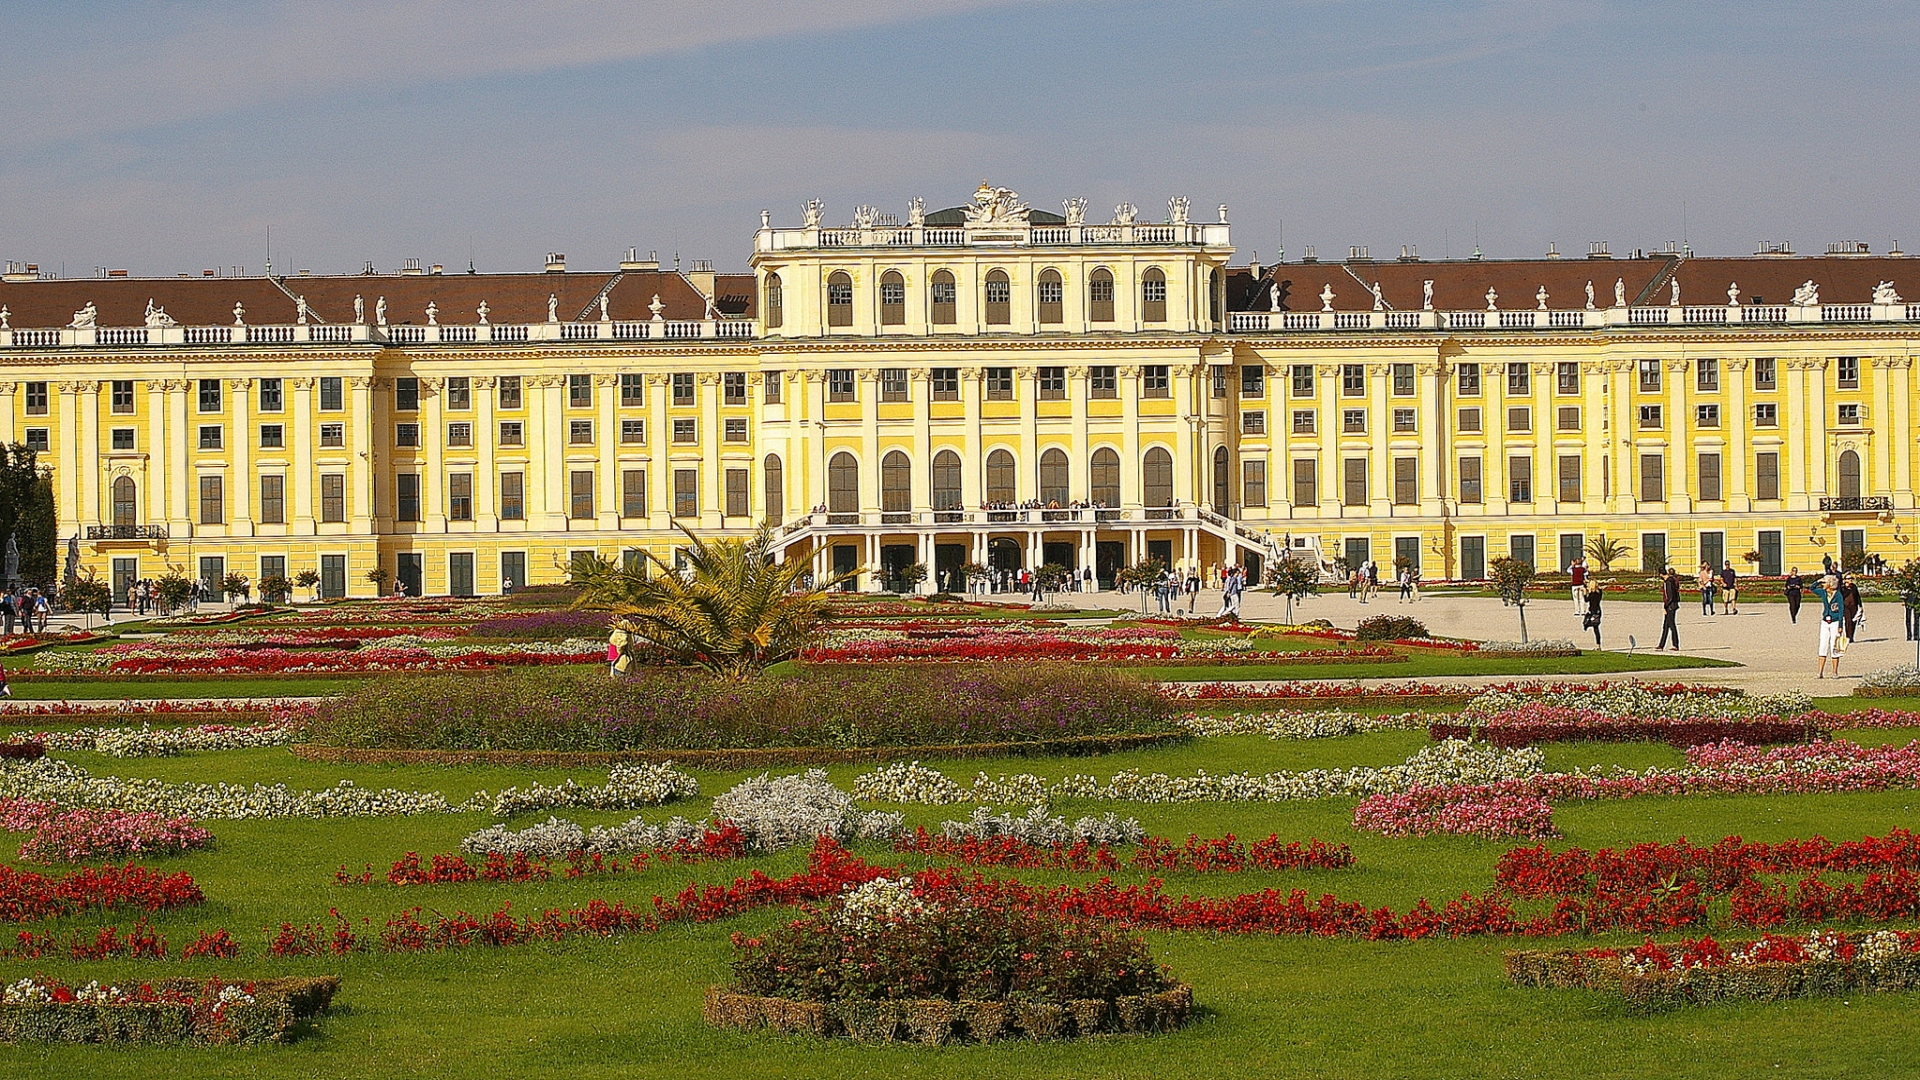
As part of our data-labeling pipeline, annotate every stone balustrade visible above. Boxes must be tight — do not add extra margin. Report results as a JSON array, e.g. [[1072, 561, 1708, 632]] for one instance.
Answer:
[[758, 221, 1231, 252], [1225, 301, 1920, 334], [0, 318, 757, 350]]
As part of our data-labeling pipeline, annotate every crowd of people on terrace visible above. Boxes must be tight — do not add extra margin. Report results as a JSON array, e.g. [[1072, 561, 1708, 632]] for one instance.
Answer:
[[0, 588, 51, 636]]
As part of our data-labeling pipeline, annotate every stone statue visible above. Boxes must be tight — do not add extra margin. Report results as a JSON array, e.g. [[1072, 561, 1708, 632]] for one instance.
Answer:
[[142, 299, 176, 327], [1167, 196, 1190, 226], [1613, 278, 1626, 307], [1585, 280, 1596, 310], [907, 197, 926, 227], [1062, 197, 1086, 226], [963, 182, 1030, 227], [1873, 280, 1903, 305], [64, 536, 78, 589], [802, 199, 823, 228], [759, 209, 771, 229], [546, 293, 559, 323], [1485, 286, 1498, 311], [852, 204, 876, 229], [353, 295, 365, 324], [1111, 202, 1138, 226], [70, 302, 98, 329], [425, 301, 438, 326], [0, 306, 9, 329], [1371, 282, 1385, 311], [476, 300, 489, 325], [375, 296, 387, 326], [1319, 284, 1335, 312], [1270, 283, 1282, 312], [649, 293, 665, 321], [1422, 280, 1434, 311], [4, 535, 18, 583], [295, 295, 310, 325], [598, 294, 610, 322], [1792, 280, 1820, 306], [1536, 285, 1549, 310], [1727, 282, 1740, 306], [704, 293, 718, 320], [1217, 204, 1229, 224], [1670, 277, 1680, 306], [233, 302, 246, 326]]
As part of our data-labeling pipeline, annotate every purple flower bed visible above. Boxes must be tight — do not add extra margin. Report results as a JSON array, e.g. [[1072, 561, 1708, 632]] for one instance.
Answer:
[[466, 609, 611, 639]]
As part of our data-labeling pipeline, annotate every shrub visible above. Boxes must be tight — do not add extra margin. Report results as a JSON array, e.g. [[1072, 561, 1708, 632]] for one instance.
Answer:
[[304, 665, 1174, 753], [466, 609, 609, 640], [1354, 614, 1428, 641]]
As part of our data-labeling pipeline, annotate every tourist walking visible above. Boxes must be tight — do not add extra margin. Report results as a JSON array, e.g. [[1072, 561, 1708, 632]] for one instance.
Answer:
[[1569, 557, 1587, 611], [0, 664, 10, 698], [606, 625, 631, 680], [0, 589, 13, 637], [1582, 583, 1604, 647], [1184, 569, 1200, 614], [1658, 567, 1682, 650], [1842, 579, 1864, 644], [1814, 574, 1846, 678], [1697, 563, 1716, 616], [1784, 569, 1804, 624], [1719, 560, 1739, 615], [1397, 567, 1413, 603]]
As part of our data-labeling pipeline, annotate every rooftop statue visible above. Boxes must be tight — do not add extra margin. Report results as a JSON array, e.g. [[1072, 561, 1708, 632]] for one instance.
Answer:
[[1670, 277, 1680, 306], [1727, 282, 1740, 306], [802, 199, 823, 228], [142, 299, 176, 328], [599, 294, 611, 322], [907, 197, 925, 227], [1873, 280, 1903, 305], [1791, 280, 1820, 306], [70, 301, 98, 329], [1319, 284, 1335, 312], [295, 295, 310, 325], [1111, 202, 1138, 226], [1371, 282, 1385, 311], [1536, 285, 1549, 310], [1613, 278, 1626, 307], [1270, 283, 1282, 312], [1062, 197, 1086, 226], [353, 295, 365, 324], [759, 209, 771, 229], [0, 307, 9, 330], [233, 302, 246, 326], [964, 182, 1030, 227], [546, 293, 559, 323], [852, 204, 876, 229], [1168, 196, 1190, 226], [1422, 280, 1434, 311], [1585, 280, 1596, 310], [1485, 286, 1499, 311], [649, 294, 665, 321], [375, 296, 387, 327], [477, 300, 489, 325], [425, 301, 438, 326]]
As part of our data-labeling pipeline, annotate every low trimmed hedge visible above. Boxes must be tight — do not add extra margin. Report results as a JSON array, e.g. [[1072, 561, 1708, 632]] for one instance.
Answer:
[[0, 977, 339, 1045], [703, 983, 1192, 1042]]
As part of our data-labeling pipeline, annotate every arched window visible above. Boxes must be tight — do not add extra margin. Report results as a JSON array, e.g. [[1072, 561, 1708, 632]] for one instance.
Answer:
[[763, 454, 783, 526], [1088, 268, 1115, 323], [764, 272, 783, 330], [1838, 449, 1862, 500], [879, 270, 905, 326], [881, 450, 912, 514], [985, 449, 1017, 504], [1210, 268, 1224, 328], [1142, 447, 1174, 507], [931, 450, 963, 511], [931, 270, 957, 326], [111, 476, 136, 526], [1039, 448, 1070, 505], [1213, 445, 1231, 511], [984, 270, 1011, 326], [1090, 448, 1121, 507], [828, 452, 859, 515], [826, 271, 853, 328], [1141, 267, 1167, 323], [1037, 269, 1064, 325]]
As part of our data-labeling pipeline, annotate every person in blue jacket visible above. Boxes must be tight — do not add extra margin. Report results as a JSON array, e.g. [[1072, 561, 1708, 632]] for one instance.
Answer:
[[1812, 574, 1847, 678]]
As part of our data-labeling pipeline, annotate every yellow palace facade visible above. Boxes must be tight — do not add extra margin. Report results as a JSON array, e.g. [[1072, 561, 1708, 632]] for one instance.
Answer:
[[1, 185, 1916, 599]]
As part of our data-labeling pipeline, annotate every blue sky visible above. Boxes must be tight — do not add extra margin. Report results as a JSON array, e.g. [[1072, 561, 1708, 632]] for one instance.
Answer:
[[4, 0, 1916, 275]]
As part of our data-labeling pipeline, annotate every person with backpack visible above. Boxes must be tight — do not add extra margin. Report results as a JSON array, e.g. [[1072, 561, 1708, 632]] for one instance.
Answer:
[[1582, 583, 1605, 647], [1658, 567, 1682, 650]]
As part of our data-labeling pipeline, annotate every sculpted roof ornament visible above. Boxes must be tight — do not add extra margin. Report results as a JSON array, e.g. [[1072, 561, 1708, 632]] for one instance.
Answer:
[[1111, 202, 1138, 226], [802, 199, 823, 228], [907, 197, 925, 227], [142, 299, 176, 328], [70, 302, 98, 329], [1792, 280, 1820, 306], [1167, 196, 1190, 226], [1873, 280, 1903, 305], [1062, 197, 1087, 226], [963, 181, 1030, 227]]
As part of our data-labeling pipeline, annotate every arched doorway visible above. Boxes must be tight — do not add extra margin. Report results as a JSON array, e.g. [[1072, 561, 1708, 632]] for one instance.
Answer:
[[988, 537, 1023, 572], [1838, 449, 1862, 500]]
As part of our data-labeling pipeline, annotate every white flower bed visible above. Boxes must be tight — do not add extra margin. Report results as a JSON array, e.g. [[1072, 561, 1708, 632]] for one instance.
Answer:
[[1179, 710, 1428, 740], [937, 805, 1144, 846], [1859, 666, 1920, 690], [1477, 639, 1581, 654], [466, 763, 700, 818], [1461, 685, 1811, 721], [24, 723, 294, 757], [835, 877, 933, 929], [852, 761, 971, 804]]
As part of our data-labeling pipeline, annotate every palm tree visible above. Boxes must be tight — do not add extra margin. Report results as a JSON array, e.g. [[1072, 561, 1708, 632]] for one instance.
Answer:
[[568, 523, 850, 678], [1584, 534, 1630, 573]]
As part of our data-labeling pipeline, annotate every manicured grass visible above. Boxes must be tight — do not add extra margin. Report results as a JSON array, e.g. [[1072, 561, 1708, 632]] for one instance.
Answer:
[[0, 676, 368, 700]]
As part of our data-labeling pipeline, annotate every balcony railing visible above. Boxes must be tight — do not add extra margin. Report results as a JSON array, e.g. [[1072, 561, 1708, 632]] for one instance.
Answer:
[[0, 317, 757, 350], [775, 505, 1215, 531], [1819, 496, 1893, 512], [1226, 299, 1920, 335], [85, 524, 168, 540], [757, 221, 1230, 252]]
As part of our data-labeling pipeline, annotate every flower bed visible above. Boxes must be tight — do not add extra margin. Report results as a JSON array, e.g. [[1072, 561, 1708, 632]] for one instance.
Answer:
[[27, 722, 295, 757], [1180, 710, 1428, 739], [1506, 930, 1920, 1008], [0, 976, 339, 1044], [1429, 707, 1826, 747], [1159, 679, 1738, 707], [893, 829, 1354, 873], [0, 862, 202, 921], [0, 801, 213, 863], [1460, 684, 1784, 721], [0, 700, 283, 725], [1495, 831, 1920, 897], [34, 637, 601, 675], [1352, 787, 1559, 840]]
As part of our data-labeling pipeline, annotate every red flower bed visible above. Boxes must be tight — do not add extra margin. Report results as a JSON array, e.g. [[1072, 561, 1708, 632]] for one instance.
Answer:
[[1161, 679, 1741, 703], [1430, 708, 1826, 747], [891, 830, 1353, 873], [364, 827, 752, 887], [1497, 831, 1920, 897], [0, 863, 203, 921]]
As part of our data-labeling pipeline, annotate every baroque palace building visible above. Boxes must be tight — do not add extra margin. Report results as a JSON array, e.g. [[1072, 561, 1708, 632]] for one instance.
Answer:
[[1, 183, 1917, 601]]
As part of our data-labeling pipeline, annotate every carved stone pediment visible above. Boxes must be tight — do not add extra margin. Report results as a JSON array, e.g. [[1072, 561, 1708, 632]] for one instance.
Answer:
[[962, 181, 1030, 228]]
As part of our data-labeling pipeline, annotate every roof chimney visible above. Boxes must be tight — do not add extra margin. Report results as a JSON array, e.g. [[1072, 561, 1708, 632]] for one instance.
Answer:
[[545, 252, 567, 273], [620, 246, 658, 272], [400, 258, 424, 276]]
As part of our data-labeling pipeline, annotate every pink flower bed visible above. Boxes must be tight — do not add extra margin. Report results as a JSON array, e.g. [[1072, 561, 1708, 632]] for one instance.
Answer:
[[1161, 680, 1740, 703], [1352, 788, 1559, 839], [1430, 704, 1824, 747], [0, 800, 213, 864]]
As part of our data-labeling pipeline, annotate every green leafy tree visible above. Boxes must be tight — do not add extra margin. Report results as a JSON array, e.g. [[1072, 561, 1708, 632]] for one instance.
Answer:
[[1270, 557, 1323, 625], [957, 562, 990, 592], [221, 572, 251, 603], [897, 562, 928, 593], [1489, 554, 1537, 643], [1033, 562, 1071, 599], [366, 566, 394, 595], [0, 446, 55, 585], [1585, 534, 1630, 573], [294, 569, 321, 602], [62, 568, 113, 625], [154, 570, 193, 614], [258, 574, 294, 604], [1116, 558, 1168, 613], [567, 523, 851, 679]]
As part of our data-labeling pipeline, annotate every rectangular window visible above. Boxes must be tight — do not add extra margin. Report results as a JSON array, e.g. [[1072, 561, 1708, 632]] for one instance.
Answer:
[[762, 371, 782, 404], [198, 475, 223, 524], [1695, 358, 1719, 392], [259, 378, 283, 412], [1458, 456, 1482, 504], [319, 376, 344, 411], [198, 379, 222, 413], [723, 371, 748, 405], [1837, 402, 1862, 426], [1753, 403, 1777, 427], [259, 424, 284, 449], [497, 376, 522, 410], [1457, 363, 1481, 396], [1558, 455, 1581, 503], [259, 475, 285, 524], [110, 380, 134, 413], [569, 420, 593, 445], [1341, 364, 1365, 396], [394, 377, 418, 412], [1638, 404, 1662, 429], [395, 423, 420, 447], [1458, 407, 1482, 433], [1557, 406, 1580, 431], [1292, 459, 1317, 506], [1509, 456, 1533, 503], [1698, 452, 1722, 501], [672, 418, 696, 443], [620, 419, 644, 444], [444, 377, 470, 410], [1242, 410, 1266, 435], [111, 428, 135, 451], [320, 474, 345, 522], [320, 423, 344, 448], [198, 425, 223, 450], [1556, 362, 1580, 395], [881, 368, 910, 402], [1640, 454, 1665, 502], [499, 471, 524, 520], [395, 474, 420, 522], [1342, 408, 1366, 433], [1637, 360, 1662, 393], [1393, 458, 1417, 504], [828, 369, 855, 402], [260, 555, 286, 583], [1700, 530, 1725, 573], [569, 470, 594, 519], [568, 374, 592, 408], [673, 469, 698, 517], [498, 421, 524, 446], [931, 368, 960, 401], [986, 367, 1015, 400], [1342, 458, 1367, 505], [448, 472, 473, 521], [1141, 366, 1170, 398], [1506, 407, 1531, 433], [724, 417, 748, 442], [622, 469, 646, 518], [1756, 452, 1779, 500], [1210, 367, 1228, 399], [447, 422, 472, 447], [1242, 460, 1267, 507], [619, 374, 646, 407], [725, 468, 749, 518], [1506, 363, 1529, 395], [1391, 363, 1414, 396], [23, 429, 47, 452], [1695, 404, 1720, 428], [1510, 534, 1535, 569], [1292, 364, 1315, 398], [1291, 409, 1315, 434], [1037, 366, 1066, 400], [24, 382, 47, 416], [1392, 408, 1416, 433], [1241, 366, 1265, 398], [672, 372, 695, 406], [1460, 535, 1486, 579], [1753, 358, 1776, 391], [1641, 532, 1667, 574], [1089, 366, 1117, 399], [1837, 356, 1860, 389]]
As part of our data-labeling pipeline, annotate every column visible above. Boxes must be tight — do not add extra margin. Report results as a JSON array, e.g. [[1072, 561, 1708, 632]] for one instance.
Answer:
[[474, 377, 498, 529], [350, 377, 375, 531], [1804, 359, 1829, 503], [1582, 363, 1607, 512], [291, 379, 315, 530], [536, 376, 567, 528], [1368, 363, 1390, 515], [1892, 358, 1915, 508], [647, 374, 670, 528], [167, 381, 191, 530], [909, 370, 932, 515], [1664, 359, 1689, 511], [1171, 366, 1195, 506], [1418, 359, 1445, 514], [1316, 364, 1339, 513], [421, 379, 445, 531], [55, 383, 79, 538], [1531, 362, 1553, 514], [961, 368, 983, 507], [79, 381, 102, 528], [1609, 362, 1635, 512], [1120, 366, 1141, 509], [0, 383, 14, 445], [858, 370, 880, 516], [808, 372, 828, 511], [700, 372, 723, 527], [1871, 357, 1895, 498], [596, 375, 619, 528], [1068, 366, 1090, 503], [1016, 367, 1038, 503], [1725, 360, 1750, 510]]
